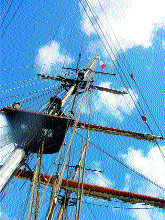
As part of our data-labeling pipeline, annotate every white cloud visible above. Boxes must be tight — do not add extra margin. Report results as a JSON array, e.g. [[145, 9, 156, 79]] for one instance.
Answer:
[[80, 0, 165, 53], [122, 145, 165, 188], [36, 41, 74, 74], [123, 145, 165, 219], [95, 82, 138, 120]]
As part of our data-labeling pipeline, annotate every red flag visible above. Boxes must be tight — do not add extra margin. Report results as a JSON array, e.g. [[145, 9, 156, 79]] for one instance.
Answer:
[[99, 57, 106, 69], [100, 60, 106, 69]]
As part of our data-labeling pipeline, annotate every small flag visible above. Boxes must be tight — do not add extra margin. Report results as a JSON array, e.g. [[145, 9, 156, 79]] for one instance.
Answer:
[[99, 57, 106, 69], [87, 139, 90, 150]]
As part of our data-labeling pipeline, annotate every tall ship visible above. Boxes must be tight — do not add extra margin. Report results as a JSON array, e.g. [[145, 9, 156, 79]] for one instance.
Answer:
[[0, 0, 165, 219]]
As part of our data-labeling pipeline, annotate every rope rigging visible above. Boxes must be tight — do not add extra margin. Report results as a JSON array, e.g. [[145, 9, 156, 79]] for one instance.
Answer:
[[0, 1, 164, 217], [45, 64, 96, 219], [76, 131, 165, 192], [1, 0, 26, 38], [0, 77, 37, 87], [81, 0, 162, 133], [0, 83, 57, 103], [28, 70, 94, 217], [0, 54, 164, 216], [81, 0, 144, 113], [1, 79, 47, 94], [79, 0, 165, 165], [95, 0, 163, 136], [0, 0, 14, 25]]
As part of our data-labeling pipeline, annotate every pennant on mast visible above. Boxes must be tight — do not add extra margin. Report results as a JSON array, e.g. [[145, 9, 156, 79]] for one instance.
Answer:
[[99, 57, 106, 69]]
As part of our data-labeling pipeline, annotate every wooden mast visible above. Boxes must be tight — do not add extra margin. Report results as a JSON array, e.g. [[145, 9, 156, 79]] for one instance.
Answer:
[[56, 143, 88, 220], [45, 56, 99, 220], [61, 56, 99, 107], [1, 55, 164, 219]]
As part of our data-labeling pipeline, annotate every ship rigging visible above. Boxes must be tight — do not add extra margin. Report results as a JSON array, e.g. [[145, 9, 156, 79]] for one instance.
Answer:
[[0, 0, 165, 219], [0, 55, 165, 219]]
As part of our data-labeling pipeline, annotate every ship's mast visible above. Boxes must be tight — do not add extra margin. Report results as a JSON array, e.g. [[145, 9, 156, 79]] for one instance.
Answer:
[[0, 55, 99, 219], [61, 55, 98, 107], [0, 55, 164, 220], [45, 56, 99, 220], [0, 147, 26, 192], [56, 141, 88, 220]]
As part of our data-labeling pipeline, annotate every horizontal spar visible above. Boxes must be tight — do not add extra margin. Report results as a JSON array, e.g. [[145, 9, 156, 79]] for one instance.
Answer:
[[74, 121, 164, 142], [2, 107, 164, 142], [62, 67, 116, 76], [13, 169, 165, 209], [37, 74, 125, 94], [89, 85, 126, 94]]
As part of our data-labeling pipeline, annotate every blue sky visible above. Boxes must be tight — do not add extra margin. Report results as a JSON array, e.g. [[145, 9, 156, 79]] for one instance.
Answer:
[[0, 0, 165, 219]]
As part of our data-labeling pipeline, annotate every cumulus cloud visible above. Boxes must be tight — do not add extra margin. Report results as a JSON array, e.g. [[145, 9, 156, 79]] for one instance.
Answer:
[[80, 0, 165, 53], [123, 145, 165, 219], [122, 145, 165, 188], [95, 82, 138, 120], [36, 41, 74, 74]]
